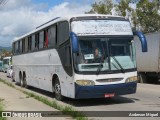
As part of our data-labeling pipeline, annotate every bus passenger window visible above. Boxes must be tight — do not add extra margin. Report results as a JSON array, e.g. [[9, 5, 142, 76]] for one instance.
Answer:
[[39, 31, 44, 49], [22, 39, 25, 53], [48, 26, 56, 48], [58, 22, 69, 45], [15, 42, 19, 54], [20, 40, 22, 54], [32, 35, 35, 51], [27, 36, 30, 52], [13, 43, 16, 55], [18, 41, 20, 54], [25, 37, 28, 53], [44, 30, 48, 48], [35, 33, 39, 50]]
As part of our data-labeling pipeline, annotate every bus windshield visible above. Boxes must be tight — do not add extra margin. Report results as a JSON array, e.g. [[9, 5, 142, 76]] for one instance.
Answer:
[[3, 59, 9, 65], [74, 37, 136, 73]]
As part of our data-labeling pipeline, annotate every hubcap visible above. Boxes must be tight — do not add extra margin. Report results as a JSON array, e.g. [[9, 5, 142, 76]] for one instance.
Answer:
[[55, 83, 60, 94]]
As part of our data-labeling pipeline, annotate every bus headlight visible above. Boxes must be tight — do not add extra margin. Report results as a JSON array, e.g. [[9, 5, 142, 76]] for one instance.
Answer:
[[76, 80, 95, 86], [125, 76, 137, 83]]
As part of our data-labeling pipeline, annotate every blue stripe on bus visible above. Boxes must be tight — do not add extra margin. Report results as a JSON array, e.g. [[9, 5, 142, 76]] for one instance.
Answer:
[[75, 82, 137, 99]]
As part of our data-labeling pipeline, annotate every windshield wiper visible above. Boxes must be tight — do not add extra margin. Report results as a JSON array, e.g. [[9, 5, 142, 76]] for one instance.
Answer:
[[96, 54, 105, 75], [111, 56, 125, 73]]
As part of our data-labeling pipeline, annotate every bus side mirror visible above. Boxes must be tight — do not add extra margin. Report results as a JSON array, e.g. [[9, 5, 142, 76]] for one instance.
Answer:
[[70, 32, 79, 53], [134, 31, 147, 52]]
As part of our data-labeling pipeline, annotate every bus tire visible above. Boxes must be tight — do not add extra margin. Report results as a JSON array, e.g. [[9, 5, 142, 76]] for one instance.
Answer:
[[54, 78, 64, 101], [23, 73, 28, 88], [138, 73, 147, 83], [19, 72, 24, 87]]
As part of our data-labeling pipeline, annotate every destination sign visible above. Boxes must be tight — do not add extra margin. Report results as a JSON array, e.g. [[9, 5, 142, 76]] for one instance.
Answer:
[[71, 20, 133, 36]]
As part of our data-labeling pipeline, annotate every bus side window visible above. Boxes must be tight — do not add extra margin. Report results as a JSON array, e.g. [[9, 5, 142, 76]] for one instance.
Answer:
[[15, 42, 19, 54], [39, 31, 44, 49], [57, 21, 71, 76], [35, 33, 39, 50], [25, 37, 28, 53], [58, 21, 69, 45], [44, 30, 47, 48], [13, 42, 16, 55], [20, 40, 22, 54], [48, 26, 56, 48], [28, 36, 32, 52], [32, 34, 35, 51], [22, 39, 25, 53], [18, 41, 20, 54]]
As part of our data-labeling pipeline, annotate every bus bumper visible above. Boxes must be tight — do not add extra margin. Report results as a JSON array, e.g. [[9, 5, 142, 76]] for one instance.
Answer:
[[75, 82, 137, 99]]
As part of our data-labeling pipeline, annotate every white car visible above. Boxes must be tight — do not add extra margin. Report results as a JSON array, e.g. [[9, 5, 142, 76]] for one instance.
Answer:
[[6, 65, 13, 78]]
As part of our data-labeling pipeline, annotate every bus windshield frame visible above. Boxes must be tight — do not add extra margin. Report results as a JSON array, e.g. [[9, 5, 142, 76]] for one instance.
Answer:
[[73, 36, 136, 74]]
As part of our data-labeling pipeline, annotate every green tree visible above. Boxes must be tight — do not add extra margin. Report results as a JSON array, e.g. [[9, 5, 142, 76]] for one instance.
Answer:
[[115, 0, 132, 17], [86, 0, 113, 14], [0, 49, 11, 59], [131, 9, 138, 31], [136, 0, 160, 33], [1, 49, 7, 54], [87, 0, 160, 33]]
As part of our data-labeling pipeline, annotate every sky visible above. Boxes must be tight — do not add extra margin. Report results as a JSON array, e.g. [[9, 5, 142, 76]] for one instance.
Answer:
[[0, 0, 95, 47]]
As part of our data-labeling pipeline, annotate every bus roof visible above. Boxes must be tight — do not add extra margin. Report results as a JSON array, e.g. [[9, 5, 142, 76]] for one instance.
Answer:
[[13, 14, 126, 42], [3, 56, 11, 59]]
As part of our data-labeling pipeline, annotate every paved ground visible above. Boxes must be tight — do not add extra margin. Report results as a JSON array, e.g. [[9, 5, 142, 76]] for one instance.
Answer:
[[0, 72, 160, 120], [0, 74, 72, 120]]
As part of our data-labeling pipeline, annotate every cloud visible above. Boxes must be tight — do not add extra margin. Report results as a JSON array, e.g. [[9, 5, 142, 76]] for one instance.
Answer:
[[0, 1, 91, 47]]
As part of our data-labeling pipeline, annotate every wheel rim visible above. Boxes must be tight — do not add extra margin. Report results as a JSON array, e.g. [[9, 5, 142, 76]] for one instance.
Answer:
[[20, 78, 23, 86], [55, 82, 61, 99]]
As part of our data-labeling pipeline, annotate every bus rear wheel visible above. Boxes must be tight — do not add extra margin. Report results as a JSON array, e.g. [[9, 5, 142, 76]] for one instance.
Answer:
[[54, 78, 64, 101], [23, 73, 28, 88], [19, 73, 24, 87]]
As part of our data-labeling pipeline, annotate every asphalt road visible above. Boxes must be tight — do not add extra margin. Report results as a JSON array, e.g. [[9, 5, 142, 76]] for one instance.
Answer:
[[0, 72, 160, 120]]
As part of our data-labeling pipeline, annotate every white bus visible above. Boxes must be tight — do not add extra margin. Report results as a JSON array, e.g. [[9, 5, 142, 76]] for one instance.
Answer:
[[12, 14, 147, 100], [2, 56, 11, 73]]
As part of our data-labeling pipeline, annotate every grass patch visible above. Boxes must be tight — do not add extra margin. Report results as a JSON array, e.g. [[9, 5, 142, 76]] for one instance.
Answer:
[[0, 98, 7, 120], [0, 79, 88, 120], [63, 106, 86, 120], [0, 79, 15, 88], [20, 89, 87, 120]]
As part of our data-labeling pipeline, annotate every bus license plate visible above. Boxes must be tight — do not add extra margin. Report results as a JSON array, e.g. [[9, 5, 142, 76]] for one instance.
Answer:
[[104, 93, 115, 98]]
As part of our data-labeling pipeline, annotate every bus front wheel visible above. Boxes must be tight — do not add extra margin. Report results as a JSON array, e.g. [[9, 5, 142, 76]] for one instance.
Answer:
[[54, 78, 64, 101]]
